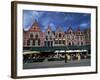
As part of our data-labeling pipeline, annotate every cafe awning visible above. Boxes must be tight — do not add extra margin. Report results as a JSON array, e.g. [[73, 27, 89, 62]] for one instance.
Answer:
[[23, 51, 40, 54], [24, 45, 90, 52]]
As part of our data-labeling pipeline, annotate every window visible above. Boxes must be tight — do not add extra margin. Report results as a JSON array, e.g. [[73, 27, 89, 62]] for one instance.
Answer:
[[81, 42, 83, 45], [48, 31, 50, 34], [51, 41, 53, 46], [50, 36, 52, 40], [30, 33, 33, 39], [56, 35, 57, 38], [59, 33, 61, 38], [35, 34, 38, 39], [68, 42, 71, 46], [59, 40, 61, 44], [80, 36, 83, 40], [63, 35, 64, 37], [27, 39, 30, 45], [45, 41, 47, 46], [72, 42, 74, 45], [38, 39, 40, 45], [63, 40, 65, 44], [46, 36, 48, 40], [78, 42, 79, 45], [34, 27, 36, 30], [48, 41, 50, 47], [32, 40, 35, 45], [55, 40, 58, 44], [77, 36, 79, 40]]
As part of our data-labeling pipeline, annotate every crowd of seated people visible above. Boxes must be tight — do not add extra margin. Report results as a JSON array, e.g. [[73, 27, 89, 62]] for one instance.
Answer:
[[23, 52, 90, 64]]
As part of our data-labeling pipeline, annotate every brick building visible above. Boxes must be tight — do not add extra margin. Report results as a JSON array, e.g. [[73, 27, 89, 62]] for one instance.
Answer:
[[44, 25, 55, 47], [54, 26, 66, 46], [23, 20, 44, 47], [23, 20, 90, 47]]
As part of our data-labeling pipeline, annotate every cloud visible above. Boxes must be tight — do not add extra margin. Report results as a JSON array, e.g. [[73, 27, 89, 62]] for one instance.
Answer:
[[44, 26, 48, 29], [49, 23, 56, 31], [32, 11, 40, 19], [32, 11, 44, 20], [24, 26, 31, 31], [23, 11, 44, 30], [82, 13, 90, 17], [23, 11, 34, 29], [79, 23, 88, 28], [23, 10, 90, 32], [64, 14, 74, 21]]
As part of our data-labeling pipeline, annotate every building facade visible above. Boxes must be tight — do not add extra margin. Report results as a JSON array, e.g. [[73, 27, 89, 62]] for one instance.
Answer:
[[23, 20, 90, 47], [54, 26, 66, 46], [23, 20, 44, 47], [44, 25, 55, 47]]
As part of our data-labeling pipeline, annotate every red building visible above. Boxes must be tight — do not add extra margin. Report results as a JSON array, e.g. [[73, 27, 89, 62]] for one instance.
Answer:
[[23, 20, 44, 47]]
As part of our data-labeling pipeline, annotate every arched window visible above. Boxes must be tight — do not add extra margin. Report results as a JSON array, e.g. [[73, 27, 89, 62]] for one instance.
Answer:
[[59, 33, 61, 38], [48, 31, 50, 34], [35, 34, 38, 39], [30, 33, 33, 39], [70, 31, 71, 34]]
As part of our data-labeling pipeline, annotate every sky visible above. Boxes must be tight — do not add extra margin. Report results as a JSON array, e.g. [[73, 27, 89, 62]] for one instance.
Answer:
[[23, 10, 91, 32]]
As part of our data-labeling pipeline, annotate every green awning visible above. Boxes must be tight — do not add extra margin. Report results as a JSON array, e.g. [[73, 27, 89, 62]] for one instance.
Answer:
[[29, 45, 90, 52]]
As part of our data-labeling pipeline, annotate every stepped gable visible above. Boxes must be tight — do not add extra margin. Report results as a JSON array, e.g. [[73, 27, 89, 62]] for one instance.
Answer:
[[56, 26, 63, 32], [67, 26, 74, 34], [28, 19, 41, 32], [46, 25, 52, 32]]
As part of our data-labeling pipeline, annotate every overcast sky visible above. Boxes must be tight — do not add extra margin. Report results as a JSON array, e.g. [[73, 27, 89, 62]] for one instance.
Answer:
[[23, 10, 91, 32]]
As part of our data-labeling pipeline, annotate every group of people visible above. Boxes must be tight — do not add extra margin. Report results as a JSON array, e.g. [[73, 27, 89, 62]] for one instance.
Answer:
[[23, 52, 90, 64], [65, 53, 81, 63]]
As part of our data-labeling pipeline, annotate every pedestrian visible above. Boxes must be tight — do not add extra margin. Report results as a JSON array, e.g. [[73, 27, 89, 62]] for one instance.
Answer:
[[65, 54, 67, 63], [77, 53, 81, 61]]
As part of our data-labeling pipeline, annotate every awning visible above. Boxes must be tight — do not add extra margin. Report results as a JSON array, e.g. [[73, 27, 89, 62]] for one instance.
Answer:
[[23, 51, 40, 54], [24, 45, 90, 52], [66, 50, 87, 53]]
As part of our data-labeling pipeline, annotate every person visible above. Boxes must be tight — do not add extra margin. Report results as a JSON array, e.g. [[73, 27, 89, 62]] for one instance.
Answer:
[[67, 54, 71, 61], [77, 53, 81, 61], [65, 54, 68, 63]]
